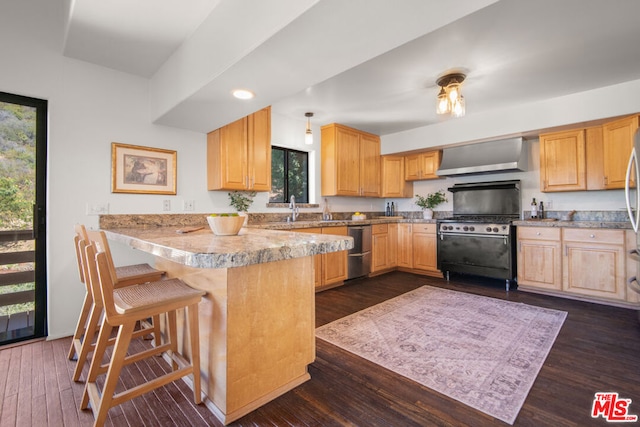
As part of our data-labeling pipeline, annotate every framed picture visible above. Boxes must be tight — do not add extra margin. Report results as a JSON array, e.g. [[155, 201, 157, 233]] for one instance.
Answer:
[[111, 142, 177, 194]]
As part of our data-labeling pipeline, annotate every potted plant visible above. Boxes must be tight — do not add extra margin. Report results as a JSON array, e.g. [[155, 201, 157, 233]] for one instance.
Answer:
[[415, 190, 447, 219], [228, 190, 256, 225]]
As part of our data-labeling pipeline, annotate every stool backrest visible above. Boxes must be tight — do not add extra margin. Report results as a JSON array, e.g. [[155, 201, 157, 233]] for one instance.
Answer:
[[74, 224, 90, 284], [84, 232, 117, 318]]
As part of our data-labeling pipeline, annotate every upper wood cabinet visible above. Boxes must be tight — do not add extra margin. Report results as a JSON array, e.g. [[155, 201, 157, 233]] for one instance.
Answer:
[[539, 129, 586, 192], [207, 106, 271, 191], [404, 150, 441, 181], [380, 156, 413, 198], [321, 123, 381, 197], [540, 114, 638, 192], [602, 115, 638, 189]]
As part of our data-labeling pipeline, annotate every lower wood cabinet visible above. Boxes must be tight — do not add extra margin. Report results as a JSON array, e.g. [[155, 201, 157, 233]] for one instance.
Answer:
[[293, 226, 348, 291], [397, 224, 413, 269], [562, 228, 626, 300], [517, 226, 631, 304], [371, 223, 398, 274], [412, 223, 438, 273], [517, 227, 562, 290]]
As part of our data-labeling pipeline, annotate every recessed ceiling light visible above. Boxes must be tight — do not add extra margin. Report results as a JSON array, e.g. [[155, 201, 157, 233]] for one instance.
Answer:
[[232, 89, 255, 100]]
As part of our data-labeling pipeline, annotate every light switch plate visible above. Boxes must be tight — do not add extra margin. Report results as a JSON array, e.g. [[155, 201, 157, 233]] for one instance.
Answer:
[[86, 202, 109, 215]]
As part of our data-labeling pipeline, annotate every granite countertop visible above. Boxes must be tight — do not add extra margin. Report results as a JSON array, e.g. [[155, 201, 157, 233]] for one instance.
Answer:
[[103, 226, 353, 269], [513, 219, 631, 229], [247, 217, 437, 230]]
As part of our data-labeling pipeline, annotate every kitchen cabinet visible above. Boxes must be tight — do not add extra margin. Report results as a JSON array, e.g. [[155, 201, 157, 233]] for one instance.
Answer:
[[539, 129, 586, 192], [412, 223, 438, 273], [517, 227, 562, 290], [371, 223, 397, 273], [380, 156, 413, 198], [397, 223, 413, 269], [293, 226, 348, 290], [562, 228, 626, 300], [540, 114, 638, 192], [207, 106, 271, 191], [321, 123, 380, 197], [404, 150, 441, 181], [602, 115, 638, 189]]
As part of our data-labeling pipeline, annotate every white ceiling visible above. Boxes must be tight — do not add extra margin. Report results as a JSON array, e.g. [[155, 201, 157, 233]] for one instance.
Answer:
[[63, 0, 640, 136]]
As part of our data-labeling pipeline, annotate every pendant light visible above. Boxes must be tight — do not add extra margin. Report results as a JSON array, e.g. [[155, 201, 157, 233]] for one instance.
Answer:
[[304, 112, 314, 145], [436, 73, 466, 118]]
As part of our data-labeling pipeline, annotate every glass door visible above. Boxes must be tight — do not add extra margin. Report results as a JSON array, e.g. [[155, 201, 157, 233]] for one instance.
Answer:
[[0, 92, 47, 345]]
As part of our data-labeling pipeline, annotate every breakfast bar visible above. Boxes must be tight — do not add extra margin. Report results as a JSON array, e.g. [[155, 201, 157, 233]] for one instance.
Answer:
[[102, 226, 353, 425]]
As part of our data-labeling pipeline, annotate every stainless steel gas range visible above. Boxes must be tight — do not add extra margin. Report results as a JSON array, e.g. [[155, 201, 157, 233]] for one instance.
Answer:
[[437, 180, 520, 290]]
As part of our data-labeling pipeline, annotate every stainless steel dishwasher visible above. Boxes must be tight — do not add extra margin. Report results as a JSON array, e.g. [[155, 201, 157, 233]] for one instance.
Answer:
[[347, 225, 371, 279]]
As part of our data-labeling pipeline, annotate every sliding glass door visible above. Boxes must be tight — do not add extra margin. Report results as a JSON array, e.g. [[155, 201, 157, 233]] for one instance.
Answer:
[[0, 92, 47, 345]]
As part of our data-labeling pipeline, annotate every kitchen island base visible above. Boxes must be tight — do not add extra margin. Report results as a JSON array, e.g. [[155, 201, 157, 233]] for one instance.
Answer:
[[155, 255, 315, 425]]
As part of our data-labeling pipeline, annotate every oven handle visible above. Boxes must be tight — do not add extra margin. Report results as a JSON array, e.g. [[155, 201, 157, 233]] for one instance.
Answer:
[[439, 232, 510, 242]]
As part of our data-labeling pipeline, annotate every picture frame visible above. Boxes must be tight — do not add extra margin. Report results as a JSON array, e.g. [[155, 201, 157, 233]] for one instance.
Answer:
[[111, 142, 177, 194]]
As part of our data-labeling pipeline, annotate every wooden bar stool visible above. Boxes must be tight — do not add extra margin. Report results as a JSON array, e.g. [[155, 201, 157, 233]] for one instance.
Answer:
[[68, 224, 164, 382], [81, 231, 205, 426]]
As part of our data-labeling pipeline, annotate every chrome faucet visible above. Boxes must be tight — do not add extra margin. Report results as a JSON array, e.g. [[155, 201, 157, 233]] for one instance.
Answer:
[[289, 195, 300, 222]]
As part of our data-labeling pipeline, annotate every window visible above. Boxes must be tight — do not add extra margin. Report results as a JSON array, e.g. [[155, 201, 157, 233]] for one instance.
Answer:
[[270, 147, 309, 203]]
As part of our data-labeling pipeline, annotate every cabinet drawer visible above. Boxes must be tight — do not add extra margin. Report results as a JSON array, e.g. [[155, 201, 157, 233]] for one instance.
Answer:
[[562, 228, 624, 245], [413, 223, 436, 234], [517, 226, 560, 241], [372, 223, 388, 235]]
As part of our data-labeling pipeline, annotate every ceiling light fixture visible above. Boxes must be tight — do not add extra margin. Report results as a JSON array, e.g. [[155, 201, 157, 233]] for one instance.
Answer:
[[232, 89, 255, 100], [304, 112, 314, 145], [436, 73, 466, 118]]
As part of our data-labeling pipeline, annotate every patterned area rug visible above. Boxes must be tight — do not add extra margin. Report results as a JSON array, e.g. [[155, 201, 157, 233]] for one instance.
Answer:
[[315, 286, 567, 424]]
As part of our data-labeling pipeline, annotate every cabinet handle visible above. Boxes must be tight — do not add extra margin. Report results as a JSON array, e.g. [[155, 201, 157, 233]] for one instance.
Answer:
[[590, 234, 595, 238], [565, 245, 568, 256], [518, 242, 521, 252], [603, 176, 608, 185], [536, 232, 541, 236]]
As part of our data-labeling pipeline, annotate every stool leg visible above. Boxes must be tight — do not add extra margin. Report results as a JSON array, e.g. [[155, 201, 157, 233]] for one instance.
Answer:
[[93, 322, 136, 427], [73, 304, 103, 382], [187, 303, 202, 404], [151, 314, 161, 346], [167, 310, 178, 371], [81, 320, 112, 410], [68, 292, 92, 360]]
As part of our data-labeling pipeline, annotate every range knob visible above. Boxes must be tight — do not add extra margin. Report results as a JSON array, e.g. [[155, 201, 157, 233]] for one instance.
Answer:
[[463, 226, 469, 231], [493, 227, 499, 233], [469, 226, 475, 232], [486, 226, 492, 232]]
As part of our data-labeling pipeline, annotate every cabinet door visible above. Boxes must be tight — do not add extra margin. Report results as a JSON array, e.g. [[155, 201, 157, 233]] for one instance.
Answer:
[[360, 133, 381, 197], [404, 154, 421, 181], [322, 226, 348, 285], [412, 224, 437, 271], [562, 229, 626, 300], [539, 129, 586, 192], [371, 233, 389, 272], [334, 127, 361, 196], [207, 117, 248, 190], [419, 151, 441, 180], [397, 224, 413, 268], [602, 115, 638, 190], [381, 156, 412, 198], [387, 223, 398, 267], [248, 107, 271, 191], [517, 227, 562, 290]]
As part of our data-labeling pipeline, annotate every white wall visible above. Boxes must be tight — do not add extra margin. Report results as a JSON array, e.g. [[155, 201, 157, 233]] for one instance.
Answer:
[[1, 0, 635, 339]]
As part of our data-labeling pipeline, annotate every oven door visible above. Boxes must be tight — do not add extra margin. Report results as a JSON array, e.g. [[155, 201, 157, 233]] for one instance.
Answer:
[[437, 232, 515, 280]]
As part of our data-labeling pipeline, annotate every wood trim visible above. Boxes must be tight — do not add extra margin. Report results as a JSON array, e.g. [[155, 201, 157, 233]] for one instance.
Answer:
[[0, 250, 35, 266]]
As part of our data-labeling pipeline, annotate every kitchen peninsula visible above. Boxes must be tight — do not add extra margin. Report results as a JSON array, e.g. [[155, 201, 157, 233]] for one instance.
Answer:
[[101, 224, 353, 425]]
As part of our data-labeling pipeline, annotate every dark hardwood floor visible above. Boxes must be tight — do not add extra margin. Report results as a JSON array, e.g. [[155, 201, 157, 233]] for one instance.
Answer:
[[1, 271, 639, 426]]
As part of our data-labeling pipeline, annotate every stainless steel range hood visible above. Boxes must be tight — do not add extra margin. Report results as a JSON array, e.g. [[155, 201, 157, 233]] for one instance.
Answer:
[[436, 137, 526, 176]]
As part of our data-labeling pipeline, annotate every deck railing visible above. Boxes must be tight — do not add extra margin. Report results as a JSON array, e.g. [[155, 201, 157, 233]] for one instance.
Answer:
[[0, 230, 35, 337]]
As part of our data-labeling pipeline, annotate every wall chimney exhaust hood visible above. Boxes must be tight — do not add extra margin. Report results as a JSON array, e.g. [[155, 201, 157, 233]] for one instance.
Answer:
[[436, 137, 526, 176]]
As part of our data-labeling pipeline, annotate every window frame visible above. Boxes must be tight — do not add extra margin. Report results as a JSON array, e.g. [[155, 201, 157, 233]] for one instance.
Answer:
[[270, 146, 309, 204]]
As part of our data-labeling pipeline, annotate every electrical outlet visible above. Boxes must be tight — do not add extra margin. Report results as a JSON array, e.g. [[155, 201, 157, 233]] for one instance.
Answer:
[[86, 202, 109, 215], [163, 200, 171, 211], [183, 200, 195, 211]]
